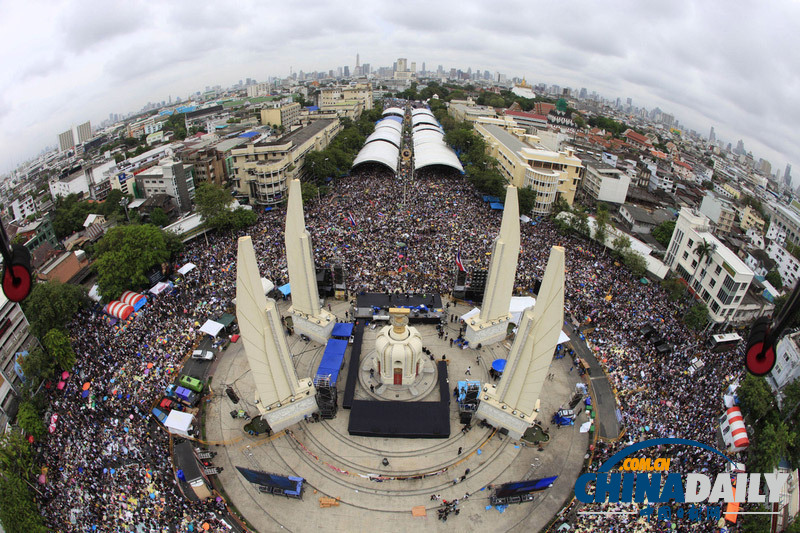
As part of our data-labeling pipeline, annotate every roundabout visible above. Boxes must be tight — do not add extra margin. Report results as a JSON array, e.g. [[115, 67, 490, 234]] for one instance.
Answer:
[[205, 296, 591, 532]]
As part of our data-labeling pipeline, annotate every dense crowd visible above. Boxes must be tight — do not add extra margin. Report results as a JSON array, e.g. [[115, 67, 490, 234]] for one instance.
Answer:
[[31, 144, 742, 530]]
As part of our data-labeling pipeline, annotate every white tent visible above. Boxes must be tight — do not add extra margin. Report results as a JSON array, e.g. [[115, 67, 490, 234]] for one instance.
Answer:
[[261, 277, 275, 294], [164, 410, 194, 438], [88, 284, 102, 303], [149, 281, 172, 295], [462, 299, 570, 344], [177, 263, 196, 275], [199, 319, 224, 337]]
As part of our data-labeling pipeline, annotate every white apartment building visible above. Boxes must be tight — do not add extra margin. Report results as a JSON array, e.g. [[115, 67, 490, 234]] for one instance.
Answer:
[[768, 331, 800, 397], [766, 240, 800, 289], [49, 169, 90, 198], [770, 204, 800, 248], [665, 208, 754, 324], [76, 121, 92, 143], [579, 158, 630, 204], [10, 196, 36, 222]]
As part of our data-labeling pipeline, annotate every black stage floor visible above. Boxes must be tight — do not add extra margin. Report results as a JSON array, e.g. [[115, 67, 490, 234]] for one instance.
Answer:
[[347, 361, 450, 439], [342, 320, 365, 410]]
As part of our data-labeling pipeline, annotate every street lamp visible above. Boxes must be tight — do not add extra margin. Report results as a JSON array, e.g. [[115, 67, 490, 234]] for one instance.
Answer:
[[120, 197, 130, 223]]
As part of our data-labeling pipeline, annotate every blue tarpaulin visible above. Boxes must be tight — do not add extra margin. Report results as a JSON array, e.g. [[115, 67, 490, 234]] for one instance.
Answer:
[[264, 207, 273, 212], [278, 283, 291, 296], [490, 202, 504, 210], [238, 131, 259, 139], [483, 195, 501, 203], [315, 339, 348, 386], [331, 323, 354, 338]]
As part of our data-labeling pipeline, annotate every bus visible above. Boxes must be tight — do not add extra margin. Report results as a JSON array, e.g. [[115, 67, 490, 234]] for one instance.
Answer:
[[707, 333, 743, 353]]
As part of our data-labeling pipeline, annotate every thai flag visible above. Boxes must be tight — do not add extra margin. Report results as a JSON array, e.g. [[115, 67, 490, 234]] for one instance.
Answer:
[[456, 250, 466, 272], [377, 212, 385, 217], [348, 213, 356, 227]]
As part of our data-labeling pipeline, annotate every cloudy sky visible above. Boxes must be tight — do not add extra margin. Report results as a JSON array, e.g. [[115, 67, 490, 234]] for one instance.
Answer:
[[1, 0, 797, 180]]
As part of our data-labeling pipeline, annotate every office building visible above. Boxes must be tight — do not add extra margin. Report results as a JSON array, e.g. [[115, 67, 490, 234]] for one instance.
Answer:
[[260, 102, 302, 129], [135, 158, 196, 214], [58, 129, 75, 152], [699, 193, 736, 234], [232, 119, 340, 206], [0, 290, 37, 434], [76, 121, 92, 143], [474, 123, 583, 214]]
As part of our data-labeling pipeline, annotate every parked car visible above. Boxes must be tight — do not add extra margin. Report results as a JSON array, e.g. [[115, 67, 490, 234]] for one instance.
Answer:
[[192, 349, 214, 361]]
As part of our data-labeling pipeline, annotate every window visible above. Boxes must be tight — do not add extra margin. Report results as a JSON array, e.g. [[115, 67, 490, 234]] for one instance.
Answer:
[[715, 265, 722, 275], [687, 239, 694, 249], [683, 251, 689, 260], [710, 278, 716, 288]]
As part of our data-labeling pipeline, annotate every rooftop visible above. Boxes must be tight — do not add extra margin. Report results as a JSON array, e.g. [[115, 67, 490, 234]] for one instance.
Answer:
[[482, 124, 527, 154], [257, 119, 335, 148]]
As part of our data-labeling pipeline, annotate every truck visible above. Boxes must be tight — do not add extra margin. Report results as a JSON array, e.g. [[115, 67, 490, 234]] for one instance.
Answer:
[[166, 384, 198, 406]]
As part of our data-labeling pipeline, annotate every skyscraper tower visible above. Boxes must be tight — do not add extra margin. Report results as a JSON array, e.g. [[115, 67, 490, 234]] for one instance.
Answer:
[[709, 126, 716, 143], [785, 164, 793, 187], [356, 52, 360, 68]]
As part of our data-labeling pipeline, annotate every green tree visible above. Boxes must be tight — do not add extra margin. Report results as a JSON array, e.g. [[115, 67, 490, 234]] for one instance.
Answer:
[[0, 472, 48, 533], [0, 432, 35, 478], [194, 182, 234, 229], [737, 374, 776, 423], [21, 281, 88, 339], [42, 329, 76, 371], [651, 220, 676, 248], [748, 421, 791, 473], [621, 249, 648, 278], [660, 277, 685, 301], [571, 211, 591, 238], [15, 401, 44, 440], [690, 240, 714, 290], [551, 196, 570, 217], [149, 207, 169, 227], [594, 208, 610, 247], [301, 181, 320, 204], [17, 346, 54, 391], [229, 208, 258, 230], [612, 234, 632, 255], [739, 507, 772, 533], [94, 225, 172, 301], [517, 188, 537, 216], [683, 302, 709, 330], [766, 270, 783, 290], [702, 180, 713, 189]]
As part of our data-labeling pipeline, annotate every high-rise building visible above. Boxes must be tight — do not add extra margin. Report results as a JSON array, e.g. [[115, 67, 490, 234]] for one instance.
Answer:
[[709, 126, 716, 142], [76, 121, 92, 143], [0, 289, 37, 434], [58, 129, 75, 151], [343, 66, 350, 77], [785, 164, 793, 187], [735, 139, 745, 155]]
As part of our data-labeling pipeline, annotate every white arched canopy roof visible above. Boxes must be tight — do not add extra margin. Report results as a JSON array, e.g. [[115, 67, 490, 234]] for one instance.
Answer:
[[411, 115, 441, 130], [411, 120, 463, 172], [374, 119, 402, 135], [365, 128, 401, 148], [383, 107, 405, 117], [352, 141, 399, 172]]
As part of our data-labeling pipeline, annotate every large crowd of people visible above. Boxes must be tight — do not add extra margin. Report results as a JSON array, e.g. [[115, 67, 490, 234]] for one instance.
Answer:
[[31, 111, 743, 530]]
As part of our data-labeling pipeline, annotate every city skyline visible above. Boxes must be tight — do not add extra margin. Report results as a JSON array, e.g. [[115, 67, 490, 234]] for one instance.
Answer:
[[0, 0, 797, 178]]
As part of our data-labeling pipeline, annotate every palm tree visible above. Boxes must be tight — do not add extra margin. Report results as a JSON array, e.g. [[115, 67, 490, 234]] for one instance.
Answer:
[[690, 239, 714, 295]]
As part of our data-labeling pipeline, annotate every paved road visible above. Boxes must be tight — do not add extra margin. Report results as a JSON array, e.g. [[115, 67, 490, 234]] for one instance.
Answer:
[[564, 322, 620, 440]]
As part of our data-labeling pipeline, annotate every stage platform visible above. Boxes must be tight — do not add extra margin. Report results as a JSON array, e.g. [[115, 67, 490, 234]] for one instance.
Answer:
[[354, 292, 444, 324], [342, 320, 365, 410], [347, 362, 450, 439]]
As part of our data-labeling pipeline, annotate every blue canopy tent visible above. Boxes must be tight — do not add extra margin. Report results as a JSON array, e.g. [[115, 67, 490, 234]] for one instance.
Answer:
[[331, 323, 354, 339], [490, 202, 504, 210], [491, 359, 507, 373], [278, 283, 291, 296], [315, 339, 348, 386]]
